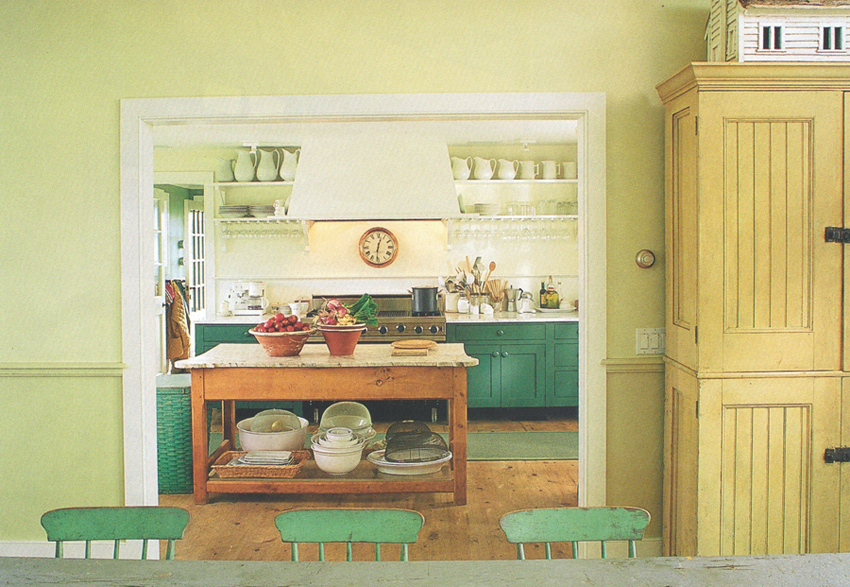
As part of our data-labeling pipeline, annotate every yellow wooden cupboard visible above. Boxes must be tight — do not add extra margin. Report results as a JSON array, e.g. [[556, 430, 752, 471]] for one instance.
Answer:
[[657, 63, 850, 557]]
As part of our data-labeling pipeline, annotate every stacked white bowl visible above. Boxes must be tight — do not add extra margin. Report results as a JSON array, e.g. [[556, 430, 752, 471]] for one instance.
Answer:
[[310, 427, 368, 475]]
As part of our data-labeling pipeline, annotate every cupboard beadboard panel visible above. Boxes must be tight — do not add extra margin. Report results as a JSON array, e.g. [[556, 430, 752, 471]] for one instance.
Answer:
[[723, 118, 812, 334], [699, 90, 843, 373]]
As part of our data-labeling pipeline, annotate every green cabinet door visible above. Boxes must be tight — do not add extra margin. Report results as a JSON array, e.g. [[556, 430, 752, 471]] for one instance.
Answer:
[[464, 343, 501, 408], [500, 344, 546, 407]]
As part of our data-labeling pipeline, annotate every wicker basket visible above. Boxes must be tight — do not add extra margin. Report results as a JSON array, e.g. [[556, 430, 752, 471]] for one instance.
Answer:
[[250, 328, 316, 357], [156, 385, 214, 494], [211, 450, 310, 479]]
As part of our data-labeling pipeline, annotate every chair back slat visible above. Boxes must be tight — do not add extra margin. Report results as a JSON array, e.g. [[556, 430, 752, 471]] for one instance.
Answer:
[[275, 509, 424, 562], [500, 507, 651, 560], [41, 507, 190, 560]]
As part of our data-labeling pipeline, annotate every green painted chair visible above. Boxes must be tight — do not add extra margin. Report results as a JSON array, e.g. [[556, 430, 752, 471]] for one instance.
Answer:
[[499, 506, 651, 560], [40, 506, 190, 560], [274, 508, 425, 561]]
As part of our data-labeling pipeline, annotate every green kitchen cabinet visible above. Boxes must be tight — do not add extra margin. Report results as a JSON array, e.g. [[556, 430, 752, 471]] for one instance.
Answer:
[[194, 323, 303, 415], [447, 322, 560, 409], [551, 322, 579, 406]]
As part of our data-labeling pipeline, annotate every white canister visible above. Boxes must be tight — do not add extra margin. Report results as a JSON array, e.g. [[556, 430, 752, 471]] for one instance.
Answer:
[[457, 294, 470, 314], [445, 291, 460, 313]]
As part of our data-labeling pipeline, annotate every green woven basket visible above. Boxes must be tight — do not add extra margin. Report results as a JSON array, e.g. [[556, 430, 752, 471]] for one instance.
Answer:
[[156, 387, 213, 494]]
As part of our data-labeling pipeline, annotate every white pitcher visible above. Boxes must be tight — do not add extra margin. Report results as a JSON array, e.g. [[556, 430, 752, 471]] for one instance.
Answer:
[[472, 157, 496, 180], [541, 160, 561, 180], [451, 156, 473, 180], [518, 160, 539, 180], [256, 149, 280, 182], [497, 159, 519, 180], [279, 148, 300, 181], [216, 157, 235, 182], [233, 150, 257, 182]]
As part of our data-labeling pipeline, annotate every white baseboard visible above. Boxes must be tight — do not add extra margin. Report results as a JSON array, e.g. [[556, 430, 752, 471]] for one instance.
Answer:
[[0, 541, 155, 559]]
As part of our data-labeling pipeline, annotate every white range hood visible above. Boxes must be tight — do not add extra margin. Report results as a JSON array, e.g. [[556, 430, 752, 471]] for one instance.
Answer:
[[287, 130, 460, 220]]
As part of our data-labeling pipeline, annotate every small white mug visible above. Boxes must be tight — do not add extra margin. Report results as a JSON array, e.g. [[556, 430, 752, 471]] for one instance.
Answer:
[[562, 161, 577, 179], [518, 160, 538, 179]]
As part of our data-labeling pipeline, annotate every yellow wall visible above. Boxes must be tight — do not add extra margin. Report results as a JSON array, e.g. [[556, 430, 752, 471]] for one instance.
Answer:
[[0, 1, 708, 543]]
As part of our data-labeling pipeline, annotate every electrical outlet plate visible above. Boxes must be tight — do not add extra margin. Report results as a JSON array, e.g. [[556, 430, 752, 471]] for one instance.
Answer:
[[636, 328, 665, 355]]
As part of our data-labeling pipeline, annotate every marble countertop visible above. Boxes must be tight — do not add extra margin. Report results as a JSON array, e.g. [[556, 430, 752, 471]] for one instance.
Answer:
[[197, 311, 578, 326], [175, 342, 478, 369]]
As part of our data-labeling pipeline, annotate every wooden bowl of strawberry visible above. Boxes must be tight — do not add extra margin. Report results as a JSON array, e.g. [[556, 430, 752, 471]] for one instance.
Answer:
[[249, 313, 316, 357]]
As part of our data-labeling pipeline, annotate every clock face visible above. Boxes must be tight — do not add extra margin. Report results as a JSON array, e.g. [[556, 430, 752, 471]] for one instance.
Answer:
[[359, 228, 398, 268]]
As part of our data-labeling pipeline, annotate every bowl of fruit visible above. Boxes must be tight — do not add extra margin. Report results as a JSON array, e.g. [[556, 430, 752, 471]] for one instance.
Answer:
[[250, 314, 316, 357], [314, 295, 378, 356]]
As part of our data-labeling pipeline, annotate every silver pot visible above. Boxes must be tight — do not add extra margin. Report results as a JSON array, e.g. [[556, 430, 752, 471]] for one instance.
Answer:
[[411, 287, 439, 315]]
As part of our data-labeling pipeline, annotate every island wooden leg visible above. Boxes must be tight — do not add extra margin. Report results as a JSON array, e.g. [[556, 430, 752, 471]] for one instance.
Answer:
[[451, 367, 468, 505], [190, 370, 209, 504]]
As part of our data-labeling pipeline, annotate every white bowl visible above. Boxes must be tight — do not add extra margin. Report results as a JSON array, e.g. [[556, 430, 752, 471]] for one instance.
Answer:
[[238, 416, 309, 451], [311, 444, 363, 475]]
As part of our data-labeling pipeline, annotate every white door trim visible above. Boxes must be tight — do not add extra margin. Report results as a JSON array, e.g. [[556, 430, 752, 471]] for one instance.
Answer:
[[120, 93, 607, 508]]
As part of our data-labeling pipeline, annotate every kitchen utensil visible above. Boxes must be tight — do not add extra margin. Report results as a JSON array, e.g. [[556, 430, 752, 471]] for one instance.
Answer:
[[256, 148, 280, 182], [237, 416, 309, 451], [411, 286, 439, 315], [367, 449, 452, 476], [251, 409, 301, 432], [279, 147, 300, 181], [497, 159, 519, 180], [451, 156, 473, 180], [385, 421, 449, 463], [233, 149, 257, 182], [250, 327, 315, 356], [505, 287, 519, 313], [318, 324, 366, 355], [311, 443, 364, 475], [472, 157, 496, 180], [319, 402, 374, 437], [518, 291, 536, 313]]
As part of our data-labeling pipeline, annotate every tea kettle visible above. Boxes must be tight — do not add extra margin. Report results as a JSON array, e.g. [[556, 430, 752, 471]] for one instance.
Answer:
[[518, 290, 536, 314]]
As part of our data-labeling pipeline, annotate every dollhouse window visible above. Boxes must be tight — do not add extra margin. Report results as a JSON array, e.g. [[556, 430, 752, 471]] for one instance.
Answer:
[[822, 26, 845, 51], [761, 25, 783, 50]]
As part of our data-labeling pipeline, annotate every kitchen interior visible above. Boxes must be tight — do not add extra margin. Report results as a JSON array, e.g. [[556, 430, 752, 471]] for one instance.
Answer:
[[152, 110, 589, 559]]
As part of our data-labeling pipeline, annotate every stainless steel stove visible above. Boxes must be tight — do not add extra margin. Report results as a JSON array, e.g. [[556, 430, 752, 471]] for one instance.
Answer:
[[310, 294, 445, 342]]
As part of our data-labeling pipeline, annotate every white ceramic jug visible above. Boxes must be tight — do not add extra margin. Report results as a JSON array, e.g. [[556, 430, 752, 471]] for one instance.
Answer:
[[279, 148, 300, 181], [216, 157, 235, 182], [472, 157, 496, 180], [518, 160, 538, 180], [233, 150, 257, 182], [451, 156, 473, 180], [497, 159, 519, 180], [256, 149, 280, 182]]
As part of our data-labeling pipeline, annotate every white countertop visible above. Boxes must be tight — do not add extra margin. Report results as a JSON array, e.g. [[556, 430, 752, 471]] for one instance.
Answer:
[[175, 342, 478, 369], [445, 310, 578, 323]]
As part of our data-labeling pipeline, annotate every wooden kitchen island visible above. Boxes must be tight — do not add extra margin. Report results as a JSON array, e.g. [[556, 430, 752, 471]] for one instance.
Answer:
[[175, 343, 477, 505]]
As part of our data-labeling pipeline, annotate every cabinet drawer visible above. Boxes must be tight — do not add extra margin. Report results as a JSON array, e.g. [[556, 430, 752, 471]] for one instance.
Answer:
[[450, 323, 546, 342], [554, 342, 578, 369], [554, 322, 578, 341], [200, 324, 257, 344], [551, 370, 578, 405]]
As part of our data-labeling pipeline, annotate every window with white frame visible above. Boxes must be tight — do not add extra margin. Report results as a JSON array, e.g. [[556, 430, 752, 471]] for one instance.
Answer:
[[760, 24, 784, 50], [822, 25, 845, 51]]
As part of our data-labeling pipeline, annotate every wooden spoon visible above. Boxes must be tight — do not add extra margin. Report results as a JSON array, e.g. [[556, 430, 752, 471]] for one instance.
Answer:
[[482, 261, 496, 286]]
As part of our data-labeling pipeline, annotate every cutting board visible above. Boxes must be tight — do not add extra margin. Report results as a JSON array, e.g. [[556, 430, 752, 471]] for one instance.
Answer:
[[390, 339, 437, 356]]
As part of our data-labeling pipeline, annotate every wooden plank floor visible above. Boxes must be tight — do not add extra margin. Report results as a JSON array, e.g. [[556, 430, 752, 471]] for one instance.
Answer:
[[161, 410, 578, 561]]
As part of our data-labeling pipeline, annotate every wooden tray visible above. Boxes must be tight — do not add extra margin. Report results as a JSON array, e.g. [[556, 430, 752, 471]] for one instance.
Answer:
[[211, 450, 310, 479], [391, 339, 437, 349]]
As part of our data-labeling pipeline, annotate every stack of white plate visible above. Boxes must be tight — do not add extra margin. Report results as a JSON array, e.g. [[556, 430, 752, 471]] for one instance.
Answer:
[[235, 450, 293, 465], [219, 205, 249, 218], [248, 205, 275, 217]]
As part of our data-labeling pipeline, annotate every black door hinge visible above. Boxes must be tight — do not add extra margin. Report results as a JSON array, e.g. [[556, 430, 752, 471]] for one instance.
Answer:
[[824, 227, 850, 243], [824, 447, 850, 463]]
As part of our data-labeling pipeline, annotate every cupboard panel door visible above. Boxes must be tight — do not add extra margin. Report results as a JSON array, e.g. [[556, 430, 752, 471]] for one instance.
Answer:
[[706, 377, 842, 555], [699, 91, 843, 373], [665, 93, 699, 370], [500, 344, 546, 408], [463, 344, 500, 408]]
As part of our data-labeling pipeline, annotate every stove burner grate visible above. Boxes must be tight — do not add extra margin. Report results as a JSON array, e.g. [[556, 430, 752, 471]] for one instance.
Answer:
[[378, 310, 409, 318]]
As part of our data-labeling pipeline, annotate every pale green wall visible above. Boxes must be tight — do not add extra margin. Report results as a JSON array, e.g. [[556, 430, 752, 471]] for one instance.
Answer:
[[0, 1, 708, 543]]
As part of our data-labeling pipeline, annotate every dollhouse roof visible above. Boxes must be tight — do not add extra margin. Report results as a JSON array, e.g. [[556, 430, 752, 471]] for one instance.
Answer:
[[739, 0, 850, 7]]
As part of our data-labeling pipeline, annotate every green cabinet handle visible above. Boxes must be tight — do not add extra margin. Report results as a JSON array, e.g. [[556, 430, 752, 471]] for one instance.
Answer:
[[496, 330, 505, 337], [244, 330, 253, 338], [491, 351, 500, 358], [501, 351, 509, 358]]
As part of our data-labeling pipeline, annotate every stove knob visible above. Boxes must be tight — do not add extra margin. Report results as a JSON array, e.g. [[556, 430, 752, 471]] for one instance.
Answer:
[[414, 325, 423, 334], [429, 325, 440, 334], [378, 326, 388, 335], [396, 324, 406, 333]]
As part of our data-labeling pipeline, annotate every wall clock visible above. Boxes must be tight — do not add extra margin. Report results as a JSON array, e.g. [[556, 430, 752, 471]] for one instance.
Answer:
[[359, 227, 398, 268]]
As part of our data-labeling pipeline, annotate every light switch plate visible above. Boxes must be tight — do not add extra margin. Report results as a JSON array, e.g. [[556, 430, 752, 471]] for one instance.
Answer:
[[636, 328, 665, 355]]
